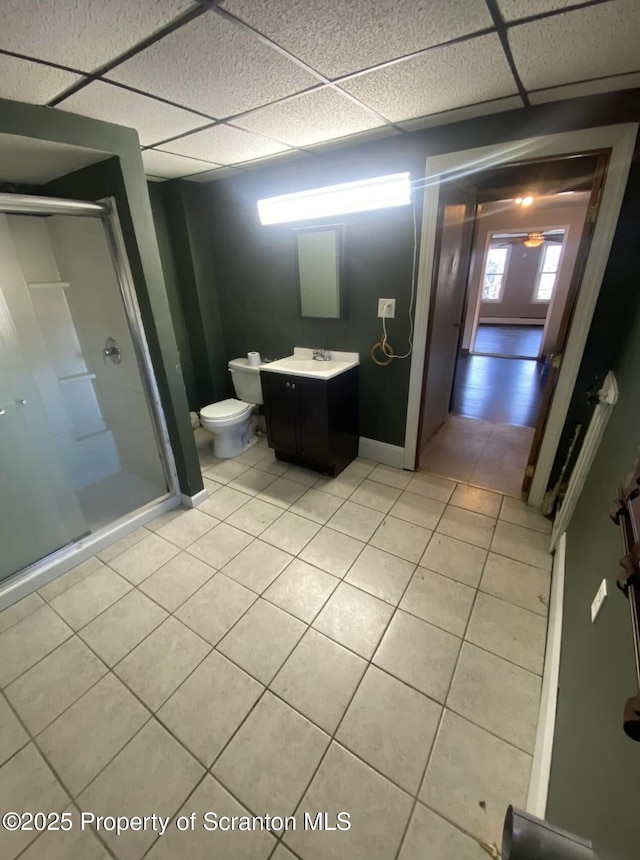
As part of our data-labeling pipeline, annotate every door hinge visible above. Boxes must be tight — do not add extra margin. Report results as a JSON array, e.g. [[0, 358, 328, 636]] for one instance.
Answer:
[[586, 203, 599, 224], [525, 465, 535, 478], [551, 353, 562, 369]]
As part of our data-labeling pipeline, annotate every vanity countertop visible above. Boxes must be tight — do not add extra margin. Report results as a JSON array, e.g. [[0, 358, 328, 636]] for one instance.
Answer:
[[260, 348, 359, 380]]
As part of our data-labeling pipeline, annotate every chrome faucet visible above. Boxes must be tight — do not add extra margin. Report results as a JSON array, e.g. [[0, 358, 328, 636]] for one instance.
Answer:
[[313, 349, 332, 361]]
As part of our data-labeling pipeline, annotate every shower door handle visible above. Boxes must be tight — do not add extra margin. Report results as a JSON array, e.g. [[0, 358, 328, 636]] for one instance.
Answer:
[[0, 409, 5, 416]]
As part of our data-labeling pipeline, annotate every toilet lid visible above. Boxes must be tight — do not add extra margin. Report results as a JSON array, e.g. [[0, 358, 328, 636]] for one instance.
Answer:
[[200, 399, 250, 420]]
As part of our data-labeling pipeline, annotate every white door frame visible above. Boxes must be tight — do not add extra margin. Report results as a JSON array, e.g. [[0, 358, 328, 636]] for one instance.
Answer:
[[403, 123, 637, 507]]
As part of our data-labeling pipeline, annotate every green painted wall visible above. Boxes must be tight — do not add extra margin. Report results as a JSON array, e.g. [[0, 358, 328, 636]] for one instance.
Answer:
[[204, 136, 425, 446], [148, 181, 198, 411], [545, 150, 640, 860], [0, 97, 202, 497], [150, 89, 640, 856], [158, 90, 640, 454]]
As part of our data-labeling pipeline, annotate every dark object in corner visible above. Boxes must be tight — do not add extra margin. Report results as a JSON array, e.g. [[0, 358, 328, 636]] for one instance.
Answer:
[[610, 459, 640, 741], [502, 806, 598, 859]]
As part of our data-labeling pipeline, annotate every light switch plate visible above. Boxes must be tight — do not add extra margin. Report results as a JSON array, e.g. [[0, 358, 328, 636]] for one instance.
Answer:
[[591, 578, 607, 623], [378, 298, 396, 318]]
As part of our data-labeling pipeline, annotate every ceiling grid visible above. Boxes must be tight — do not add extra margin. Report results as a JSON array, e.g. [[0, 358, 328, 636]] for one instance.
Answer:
[[0, 0, 636, 180]]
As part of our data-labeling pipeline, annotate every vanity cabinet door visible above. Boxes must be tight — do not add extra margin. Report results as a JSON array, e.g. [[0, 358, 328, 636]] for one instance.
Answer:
[[295, 377, 330, 459], [261, 371, 298, 453]]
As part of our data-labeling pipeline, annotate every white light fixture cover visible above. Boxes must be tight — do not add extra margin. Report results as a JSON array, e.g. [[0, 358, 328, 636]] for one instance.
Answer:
[[257, 172, 411, 224]]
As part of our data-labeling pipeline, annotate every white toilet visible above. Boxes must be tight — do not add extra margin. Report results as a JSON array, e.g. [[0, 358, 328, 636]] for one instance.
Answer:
[[199, 358, 263, 459]]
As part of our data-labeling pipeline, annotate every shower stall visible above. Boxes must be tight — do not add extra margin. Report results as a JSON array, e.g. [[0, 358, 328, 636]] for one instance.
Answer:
[[0, 193, 179, 603]]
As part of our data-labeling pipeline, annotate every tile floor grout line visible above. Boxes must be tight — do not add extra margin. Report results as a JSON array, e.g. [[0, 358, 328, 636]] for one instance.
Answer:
[[3, 446, 552, 856], [394, 552, 492, 858], [392, 704, 447, 860], [271, 541, 435, 855], [3, 676, 152, 859]]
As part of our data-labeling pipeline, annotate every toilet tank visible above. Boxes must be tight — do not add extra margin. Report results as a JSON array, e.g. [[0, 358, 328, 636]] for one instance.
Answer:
[[228, 358, 263, 405]]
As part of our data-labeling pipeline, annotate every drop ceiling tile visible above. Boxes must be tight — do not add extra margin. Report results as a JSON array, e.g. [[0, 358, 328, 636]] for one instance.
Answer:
[[0, 55, 82, 104], [308, 125, 402, 152], [142, 149, 222, 179], [340, 34, 518, 124], [497, 0, 584, 22], [509, 0, 640, 91], [0, 0, 192, 72], [233, 150, 310, 171], [529, 71, 640, 104], [233, 88, 384, 147], [57, 81, 208, 146], [398, 95, 524, 131], [223, 0, 494, 78], [186, 166, 243, 183], [107, 11, 318, 119], [160, 124, 290, 165]]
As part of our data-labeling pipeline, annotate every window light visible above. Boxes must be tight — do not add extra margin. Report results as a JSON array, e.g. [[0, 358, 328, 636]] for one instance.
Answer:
[[257, 173, 411, 225]]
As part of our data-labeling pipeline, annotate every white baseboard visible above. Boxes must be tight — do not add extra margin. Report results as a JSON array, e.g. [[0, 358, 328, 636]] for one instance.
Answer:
[[479, 317, 546, 326], [527, 532, 565, 817], [359, 437, 406, 469], [180, 488, 209, 508]]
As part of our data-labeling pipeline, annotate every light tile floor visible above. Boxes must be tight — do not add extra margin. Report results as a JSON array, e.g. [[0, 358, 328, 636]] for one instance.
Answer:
[[420, 415, 535, 497], [0, 429, 553, 860]]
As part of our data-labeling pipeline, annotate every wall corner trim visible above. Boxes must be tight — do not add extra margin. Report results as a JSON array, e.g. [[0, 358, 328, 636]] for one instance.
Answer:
[[358, 437, 407, 469], [180, 488, 209, 509], [527, 531, 565, 818]]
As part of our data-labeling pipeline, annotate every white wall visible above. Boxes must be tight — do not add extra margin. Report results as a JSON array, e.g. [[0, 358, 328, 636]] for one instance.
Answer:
[[462, 199, 589, 354]]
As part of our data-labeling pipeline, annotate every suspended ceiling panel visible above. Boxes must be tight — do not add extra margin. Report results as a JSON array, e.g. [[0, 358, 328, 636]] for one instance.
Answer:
[[398, 95, 525, 131], [160, 123, 291, 165], [107, 12, 319, 119], [141, 149, 221, 179], [340, 34, 517, 123], [57, 80, 208, 146], [496, 0, 589, 22], [0, 55, 81, 105], [186, 166, 242, 183], [529, 71, 640, 104], [0, 0, 193, 72], [509, 0, 640, 91], [222, 0, 494, 78], [0, 134, 110, 184], [234, 87, 384, 147]]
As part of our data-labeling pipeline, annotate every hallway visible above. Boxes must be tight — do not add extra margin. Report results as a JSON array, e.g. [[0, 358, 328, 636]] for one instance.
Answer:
[[474, 325, 544, 359], [451, 355, 547, 427]]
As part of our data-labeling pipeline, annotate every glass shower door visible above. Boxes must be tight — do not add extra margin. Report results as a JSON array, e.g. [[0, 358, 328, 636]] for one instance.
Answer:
[[0, 205, 172, 583], [0, 292, 88, 580]]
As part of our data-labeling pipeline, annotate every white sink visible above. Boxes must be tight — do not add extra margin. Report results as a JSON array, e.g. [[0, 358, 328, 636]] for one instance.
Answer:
[[261, 353, 358, 380]]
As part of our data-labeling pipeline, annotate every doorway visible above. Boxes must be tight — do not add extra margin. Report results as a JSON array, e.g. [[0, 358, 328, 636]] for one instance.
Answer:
[[405, 124, 637, 506], [420, 166, 595, 496], [0, 194, 177, 589]]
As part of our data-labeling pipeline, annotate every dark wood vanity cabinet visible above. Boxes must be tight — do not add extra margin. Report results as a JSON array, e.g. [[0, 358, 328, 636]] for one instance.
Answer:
[[260, 367, 358, 477]]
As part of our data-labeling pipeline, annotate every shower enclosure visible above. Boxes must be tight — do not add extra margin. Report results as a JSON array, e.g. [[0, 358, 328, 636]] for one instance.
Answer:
[[0, 193, 177, 594]]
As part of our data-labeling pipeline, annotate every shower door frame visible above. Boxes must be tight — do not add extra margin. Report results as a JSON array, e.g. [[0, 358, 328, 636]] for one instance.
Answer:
[[0, 192, 181, 610]]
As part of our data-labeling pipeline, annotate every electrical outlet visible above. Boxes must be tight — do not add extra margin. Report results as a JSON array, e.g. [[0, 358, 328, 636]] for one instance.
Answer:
[[591, 578, 608, 623], [378, 298, 396, 318]]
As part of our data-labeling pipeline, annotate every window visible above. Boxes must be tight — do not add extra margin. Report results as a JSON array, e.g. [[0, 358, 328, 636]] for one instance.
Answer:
[[482, 246, 509, 301], [534, 241, 563, 302]]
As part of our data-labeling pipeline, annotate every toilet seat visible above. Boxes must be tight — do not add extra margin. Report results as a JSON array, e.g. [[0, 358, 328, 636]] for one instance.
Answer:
[[200, 398, 252, 422]]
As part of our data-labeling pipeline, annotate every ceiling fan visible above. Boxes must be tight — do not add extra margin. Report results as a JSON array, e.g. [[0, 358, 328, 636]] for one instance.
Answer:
[[492, 229, 565, 248]]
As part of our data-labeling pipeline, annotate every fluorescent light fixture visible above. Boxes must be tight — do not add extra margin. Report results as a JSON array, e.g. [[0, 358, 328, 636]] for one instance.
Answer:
[[257, 172, 411, 225]]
